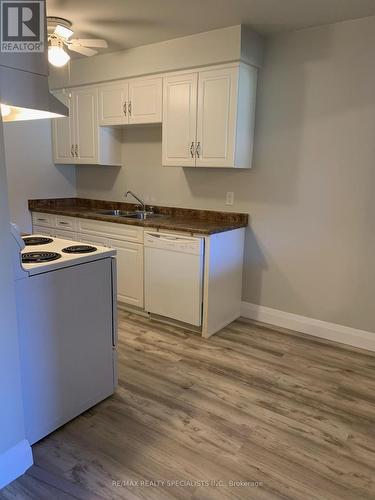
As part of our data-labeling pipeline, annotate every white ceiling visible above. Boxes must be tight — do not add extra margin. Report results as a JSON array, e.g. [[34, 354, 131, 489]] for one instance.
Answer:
[[47, 0, 375, 54]]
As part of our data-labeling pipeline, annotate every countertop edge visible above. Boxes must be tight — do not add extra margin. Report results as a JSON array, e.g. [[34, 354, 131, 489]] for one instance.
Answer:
[[29, 207, 248, 236]]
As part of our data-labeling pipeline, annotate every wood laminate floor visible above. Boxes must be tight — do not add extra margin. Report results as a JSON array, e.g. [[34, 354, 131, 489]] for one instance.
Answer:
[[2, 309, 375, 500]]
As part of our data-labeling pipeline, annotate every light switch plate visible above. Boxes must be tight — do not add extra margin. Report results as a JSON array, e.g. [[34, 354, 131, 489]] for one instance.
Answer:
[[225, 192, 234, 205]]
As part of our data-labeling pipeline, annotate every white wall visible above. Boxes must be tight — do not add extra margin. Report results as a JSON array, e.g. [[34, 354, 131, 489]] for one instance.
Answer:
[[4, 120, 76, 233], [76, 15, 375, 334], [0, 118, 32, 488]]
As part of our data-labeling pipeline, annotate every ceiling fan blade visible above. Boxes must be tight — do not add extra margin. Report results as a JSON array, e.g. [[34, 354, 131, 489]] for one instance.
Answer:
[[54, 24, 73, 39], [68, 44, 97, 56], [73, 39, 108, 48]]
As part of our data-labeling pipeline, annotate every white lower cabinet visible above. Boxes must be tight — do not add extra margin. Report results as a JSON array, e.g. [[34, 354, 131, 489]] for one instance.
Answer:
[[77, 220, 144, 307], [31, 211, 246, 337], [109, 239, 144, 308], [32, 213, 144, 309]]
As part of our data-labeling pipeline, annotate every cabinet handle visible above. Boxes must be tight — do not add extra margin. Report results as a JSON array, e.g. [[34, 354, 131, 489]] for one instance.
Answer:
[[128, 101, 132, 116], [71, 144, 74, 157], [196, 141, 201, 158], [75, 144, 78, 157], [58, 221, 69, 225], [123, 102, 127, 116], [190, 142, 195, 158]]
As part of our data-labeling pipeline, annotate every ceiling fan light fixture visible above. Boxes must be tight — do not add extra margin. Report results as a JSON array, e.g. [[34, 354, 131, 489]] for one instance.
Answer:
[[48, 40, 70, 67], [47, 16, 107, 64], [48, 45, 70, 67]]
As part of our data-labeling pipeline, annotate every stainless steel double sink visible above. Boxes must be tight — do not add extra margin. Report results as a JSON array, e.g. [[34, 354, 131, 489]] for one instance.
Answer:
[[97, 209, 163, 220]]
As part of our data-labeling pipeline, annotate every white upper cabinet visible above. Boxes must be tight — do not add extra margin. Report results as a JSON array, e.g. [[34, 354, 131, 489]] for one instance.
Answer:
[[52, 90, 73, 163], [52, 85, 122, 166], [98, 77, 162, 126], [162, 63, 258, 169], [162, 72, 198, 167], [196, 67, 237, 167], [128, 77, 162, 124], [72, 87, 98, 164], [98, 81, 128, 126], [52, 63, 257, 169]]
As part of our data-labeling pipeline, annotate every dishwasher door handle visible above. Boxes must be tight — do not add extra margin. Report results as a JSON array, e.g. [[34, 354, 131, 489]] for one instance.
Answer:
[[145, 232, 199, 243], [147, 234, 183, 242]]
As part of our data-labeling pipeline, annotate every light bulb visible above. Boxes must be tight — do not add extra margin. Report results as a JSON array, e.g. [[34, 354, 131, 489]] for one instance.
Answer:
[[0, 103, 11, 117], [48, 45, 70, 67]]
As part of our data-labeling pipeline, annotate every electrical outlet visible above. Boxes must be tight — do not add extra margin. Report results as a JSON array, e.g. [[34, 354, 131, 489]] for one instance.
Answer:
[[225, 191, 234, 205]]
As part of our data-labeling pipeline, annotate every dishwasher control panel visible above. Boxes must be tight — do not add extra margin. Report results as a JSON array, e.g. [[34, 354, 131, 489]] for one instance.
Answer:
[[144, 232, 203, 255]]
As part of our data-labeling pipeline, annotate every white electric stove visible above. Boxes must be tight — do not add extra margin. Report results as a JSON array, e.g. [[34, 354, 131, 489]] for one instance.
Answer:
[[15, 233, 116, 277], [11, 225, 118, 445]]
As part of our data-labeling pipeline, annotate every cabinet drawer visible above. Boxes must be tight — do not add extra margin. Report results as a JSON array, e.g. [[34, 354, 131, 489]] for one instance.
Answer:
[[55, 215, 78, 231], [78, 218, 143, 243], [32, 212, 55, 228]]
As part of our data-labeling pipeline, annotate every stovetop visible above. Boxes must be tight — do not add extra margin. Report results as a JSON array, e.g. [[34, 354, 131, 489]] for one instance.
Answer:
[[18, 234, 116, 276]]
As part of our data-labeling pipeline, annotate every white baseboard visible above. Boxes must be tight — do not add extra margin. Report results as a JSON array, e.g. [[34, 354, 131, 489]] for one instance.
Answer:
[[0, 439, 33, 489], [241, 302, 375, 352]]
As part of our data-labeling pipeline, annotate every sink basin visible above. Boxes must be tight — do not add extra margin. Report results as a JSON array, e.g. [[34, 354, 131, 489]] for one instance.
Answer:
[[98, 210, 139, 217], [97, 209, 163, 220]]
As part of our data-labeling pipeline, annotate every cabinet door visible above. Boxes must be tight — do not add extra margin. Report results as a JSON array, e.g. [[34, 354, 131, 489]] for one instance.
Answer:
[[162, 72, 198, 167], [128, 77, 162, 124], [196, 67, 238, 167], [109, 239, 144, 308], [72, 87, 98, 164], [52, 90, 74, 164], [98, 81, 128, 126]]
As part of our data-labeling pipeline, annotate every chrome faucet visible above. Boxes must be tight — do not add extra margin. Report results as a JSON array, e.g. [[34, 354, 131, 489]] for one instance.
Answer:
[[125, 190, 146, 212]]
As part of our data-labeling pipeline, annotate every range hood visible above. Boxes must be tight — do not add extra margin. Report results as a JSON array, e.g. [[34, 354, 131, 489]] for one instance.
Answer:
[[0, 64, 68, 122], [0, 0, 68, 122]]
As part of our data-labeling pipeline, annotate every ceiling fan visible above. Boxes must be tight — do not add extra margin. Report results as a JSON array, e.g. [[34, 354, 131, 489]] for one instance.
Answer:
[[47, 17, 108, 67]]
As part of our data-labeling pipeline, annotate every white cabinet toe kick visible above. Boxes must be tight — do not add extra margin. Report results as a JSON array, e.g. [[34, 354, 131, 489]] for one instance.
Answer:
[[31, 211, 245, 337]]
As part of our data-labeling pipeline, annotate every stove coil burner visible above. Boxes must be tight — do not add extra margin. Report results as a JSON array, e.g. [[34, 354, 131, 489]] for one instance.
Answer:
[[62, 245, 97, 254], [22, 236, 54, 246], [22, 252, 62, 263]]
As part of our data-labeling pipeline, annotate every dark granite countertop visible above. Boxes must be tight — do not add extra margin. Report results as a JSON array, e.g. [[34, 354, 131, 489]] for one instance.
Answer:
[[29, 198, 248, 235]]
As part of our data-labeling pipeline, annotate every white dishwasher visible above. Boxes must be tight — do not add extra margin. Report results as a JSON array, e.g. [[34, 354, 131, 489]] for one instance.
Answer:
[[144, 231, 204, 326]]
